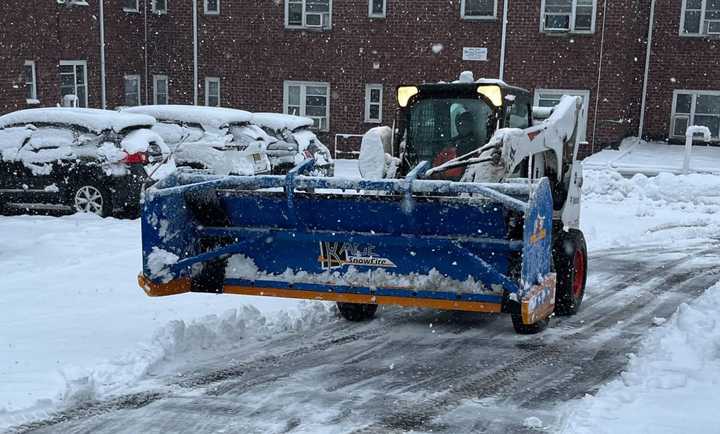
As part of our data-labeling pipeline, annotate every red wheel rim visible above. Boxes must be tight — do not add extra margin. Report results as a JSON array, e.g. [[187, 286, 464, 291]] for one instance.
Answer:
[[572, 249, 585, 298]]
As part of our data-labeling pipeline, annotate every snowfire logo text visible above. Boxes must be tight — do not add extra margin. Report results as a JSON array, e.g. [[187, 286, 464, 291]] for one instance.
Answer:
[[318, 242, 397, 270]]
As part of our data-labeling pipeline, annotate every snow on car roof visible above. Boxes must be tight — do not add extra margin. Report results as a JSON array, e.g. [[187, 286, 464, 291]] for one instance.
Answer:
[[124, 105, 252, 129], [252, 113, 314, 132], [0, 108, 156, 133]]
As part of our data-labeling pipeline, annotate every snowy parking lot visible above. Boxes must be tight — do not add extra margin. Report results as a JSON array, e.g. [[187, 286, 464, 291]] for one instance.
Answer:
[[2, 161, 720, 433]]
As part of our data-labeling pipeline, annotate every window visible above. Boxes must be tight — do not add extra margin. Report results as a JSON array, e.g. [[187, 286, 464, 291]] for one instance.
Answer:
[[286, 0, 332, 29], [205, 77, 220, 106], [122, 0, 139, 12], [534, 89, 590, 142], [153, 0, 167, 14], [365, 84, 383, 123], [461, 0, 497, 19], [124, 75, 141, 106], [153, 75, 169, 105], [671, 90, 720, 138], [59, 60, 88, 108], [24, 61, 37, 102], [541, 0, 595, 33], [681, 0, 720, 36], [369, 0, 386, 18], [284, 81, 330, 131], [204, 0, 219, 15]]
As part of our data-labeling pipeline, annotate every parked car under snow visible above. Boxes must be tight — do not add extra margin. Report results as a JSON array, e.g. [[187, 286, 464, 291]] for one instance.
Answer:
[[252, 113, 334, 176], [123, 105, 272, 176], [0, 108, 173, 217]]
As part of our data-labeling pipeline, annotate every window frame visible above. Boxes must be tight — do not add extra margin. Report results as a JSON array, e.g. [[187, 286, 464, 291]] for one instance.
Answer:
[[59, 60, 88, 108], [153, 75, 169, 105], [680, 0, 720, 37], [205, 77, 221, 107], [24, 60, 37, 102], [364, 84, 383, 124], [152, 0, 168, 14], [539, 0, 597, 34], [368, 0, 386, 18], [461, 0, 498, 20], [204, 0, 220, 15], [122, 0, 139, 13], [670, 89, 720, 139], [285, 0, 333, 30], [534, 88, 591, 142], [123, 74, 142, 107], [283, 80, 331, 132]]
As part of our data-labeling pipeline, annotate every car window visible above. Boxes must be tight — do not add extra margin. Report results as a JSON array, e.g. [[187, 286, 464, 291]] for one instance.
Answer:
[[0, 127, 33, 156], [28, 127, 75, 149], [152, 122, 186, 146]]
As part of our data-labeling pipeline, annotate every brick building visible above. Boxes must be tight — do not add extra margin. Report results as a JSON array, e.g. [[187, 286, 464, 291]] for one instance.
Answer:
[[2, 0, 720, 158]]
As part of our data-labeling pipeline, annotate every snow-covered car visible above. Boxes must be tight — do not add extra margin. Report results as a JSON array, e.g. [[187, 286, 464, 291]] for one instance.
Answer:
[[124, 105, 272, 176], [0, 108, 172, 217], [252, 113, 334, 176]]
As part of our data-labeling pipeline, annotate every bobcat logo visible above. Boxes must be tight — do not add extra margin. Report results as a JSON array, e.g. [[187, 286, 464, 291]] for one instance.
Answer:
[[530, 215, 547, 244]]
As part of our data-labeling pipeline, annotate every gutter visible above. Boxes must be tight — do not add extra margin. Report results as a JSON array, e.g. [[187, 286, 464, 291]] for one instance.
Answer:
[[499, 0, 509, 81], [99, 0, 106, 109], [638, 0, 656, 138], [192, 0, 198, 105]]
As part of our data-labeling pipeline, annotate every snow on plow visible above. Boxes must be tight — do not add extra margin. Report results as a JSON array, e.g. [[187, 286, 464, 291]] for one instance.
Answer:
[[138, 159, 557, 333]]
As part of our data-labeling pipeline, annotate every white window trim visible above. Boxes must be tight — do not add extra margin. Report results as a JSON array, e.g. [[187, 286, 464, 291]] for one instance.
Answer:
[[24, 60, 37, 103], [153, 75, 169, 105], [461, 0, 498, 20], [284, 0, 333, 29], [539, 0, 597, 34], [679, 0, 720, 37], [124, 74, 142, 106], [364, 84, 383, 123], [283, 80, 331, 132], [204, 0, 220, 15], [205, 77, 221, 106], [59, 60, 88, 108], [534, 89, 590, 141], [122, 0, 139, 12], [368, 0, 386, 18], [670, 89, 720, 138], [152, 0, 168, 14]]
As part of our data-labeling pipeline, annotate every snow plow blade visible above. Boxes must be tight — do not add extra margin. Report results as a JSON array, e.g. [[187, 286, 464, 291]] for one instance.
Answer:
[[139, 160, 556, 328]]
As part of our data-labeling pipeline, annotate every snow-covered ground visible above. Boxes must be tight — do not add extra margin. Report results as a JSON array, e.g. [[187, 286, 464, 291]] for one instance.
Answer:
[[1, 160, 719, 433], [583, 137, 720, 176]]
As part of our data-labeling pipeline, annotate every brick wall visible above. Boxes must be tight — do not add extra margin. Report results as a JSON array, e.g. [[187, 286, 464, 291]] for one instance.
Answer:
[[3, 0, 719, 158]]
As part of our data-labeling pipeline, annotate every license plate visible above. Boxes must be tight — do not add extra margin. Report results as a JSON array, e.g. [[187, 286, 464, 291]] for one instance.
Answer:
[[252, 154, 262, 162]]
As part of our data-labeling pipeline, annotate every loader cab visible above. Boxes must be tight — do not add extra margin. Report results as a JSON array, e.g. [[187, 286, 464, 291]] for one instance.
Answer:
[[395, 81, 531, 179]]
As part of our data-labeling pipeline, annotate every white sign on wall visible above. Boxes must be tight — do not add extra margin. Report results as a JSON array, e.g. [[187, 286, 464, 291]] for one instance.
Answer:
[[463, 47, 488, 62]]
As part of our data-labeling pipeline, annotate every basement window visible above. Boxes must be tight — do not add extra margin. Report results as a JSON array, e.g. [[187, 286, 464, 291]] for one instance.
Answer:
[[365, 84, 383, 123], [534, 89, 590, 142], [369, 0, 386, 18], [205, 77, 221, 107], [204, 0, 219, 15], [461, 0, 497, 20], [122, 0, 139, 12], [286, 0, 332, 30], [153, 0, 167, 14], [124, 75, 141, 107], [671, 90, 720, 138], [24, 61, 37, 102], [681, 0, 720, 36], [541, 0, 596, 34]]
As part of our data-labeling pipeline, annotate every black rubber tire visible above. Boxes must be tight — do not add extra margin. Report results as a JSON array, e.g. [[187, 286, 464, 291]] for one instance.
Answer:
[[553, 228, 588, 316], [337, 302, 378, 322], [511, 314, 549, 335], [70, 183, 113, 218]]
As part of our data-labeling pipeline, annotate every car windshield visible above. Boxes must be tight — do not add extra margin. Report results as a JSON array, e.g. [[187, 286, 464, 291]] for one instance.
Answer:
[[407, 97, 493, 167]]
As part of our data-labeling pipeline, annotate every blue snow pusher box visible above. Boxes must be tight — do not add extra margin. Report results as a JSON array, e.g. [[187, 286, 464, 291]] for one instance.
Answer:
[[138, 160, 557, 330]]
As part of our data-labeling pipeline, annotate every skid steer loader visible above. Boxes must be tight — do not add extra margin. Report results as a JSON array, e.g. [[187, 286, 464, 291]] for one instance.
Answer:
[[138, 78, 587, 334]]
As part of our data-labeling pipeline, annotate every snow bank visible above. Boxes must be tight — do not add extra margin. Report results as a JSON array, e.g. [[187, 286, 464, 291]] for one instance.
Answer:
[[560, 281, 720, 434], [0, 108, 155, 132], [358, 126, 393, 179]]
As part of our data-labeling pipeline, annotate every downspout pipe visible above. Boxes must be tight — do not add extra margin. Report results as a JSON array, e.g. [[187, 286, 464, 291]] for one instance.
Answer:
[[99, 0, 106, 109], [192, 0, 198, 105], [144, 0, 149, 104], [591, 0, 608, 154], [638, 0, 656, 139], [499, 0, 509, 81]]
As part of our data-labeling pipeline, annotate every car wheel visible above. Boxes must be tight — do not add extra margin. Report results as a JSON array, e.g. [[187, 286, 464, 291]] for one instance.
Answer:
[[72, 184, 112, 217]]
